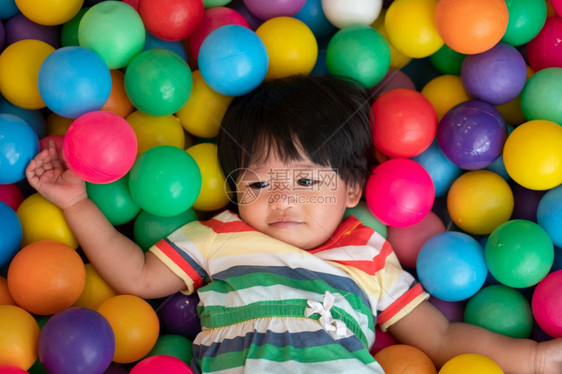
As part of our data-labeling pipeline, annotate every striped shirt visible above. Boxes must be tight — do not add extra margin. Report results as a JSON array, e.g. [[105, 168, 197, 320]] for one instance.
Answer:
[[150, 210, 428, 373]]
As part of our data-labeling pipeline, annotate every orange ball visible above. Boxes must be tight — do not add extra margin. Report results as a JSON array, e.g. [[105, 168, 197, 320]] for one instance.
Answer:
[[7, 240, 86, 315], [374, 344, 437, 373], [101, 70, 134, 118], [0, 305, 40, 370], [0, 276, 16, 306], [434, 0, 508, 55]]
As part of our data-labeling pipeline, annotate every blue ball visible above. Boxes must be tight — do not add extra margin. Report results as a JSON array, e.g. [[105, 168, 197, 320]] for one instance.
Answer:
[[0, 0, 18, 20], [537, 185, 562, 248], [38, 46, 112, 119], [198, 25, 268, 97], [0, 200, 22, 268], [0, 113, 39, 184], [417, 231, 488, 302], [411, 140, 462, 197], [0, 96, 47, 138], [294, 0, 337, 39], [144, 31, 188, 62]]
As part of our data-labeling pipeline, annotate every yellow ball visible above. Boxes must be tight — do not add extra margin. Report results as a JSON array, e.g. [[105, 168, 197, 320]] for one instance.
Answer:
[[186, 143, 230, 212], [46, 112, 74, 136], [421, 75, 471, 121], [385, 0, 444, 58], [0, 39, 54, 109], [126, 111, 185, 156], [503, 120, 562, 190], [256, 16, 318, 80], [439, 353, 504, 374], [15, 0, 83, 26], [97, 294, 160, 364], [73, 263, 117, 311], [447, 170, 514, 235], [372, 10, 412, 69], [16, 193, 78, 249], [176, 70, 233, 139], [0, 305, 40, 370]]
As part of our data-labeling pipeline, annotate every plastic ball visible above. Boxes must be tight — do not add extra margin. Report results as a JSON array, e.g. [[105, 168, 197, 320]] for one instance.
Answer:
[[124, 48, 193, 116], [438, 353, 504, 374], [86, 175, 141, 226], [144, 31, 188, 61], [97, 294, 160, 364], [0, 366, 29, 374], [16, 193, 78, 248], [139, 0, 205, 41], [256, 16, 318, 80], [14, 0, 83, 26], [0, 201, 22, 269], [38, 307, 115, 374], [387, 211, 446, 269], [370, 10, 412, 69], [417, 231, 487, 302], [78, 1, 145, 69], [243, 0, 305, 21], [537, 185, 562, 248], [294, 0, 336, 39], [526, 15, 562, 71], [127, 111, 186, 156], [7, 240, 86, 315], [0, 97, 47, 138], [188, 6, 249, 60], [503, 119, 562, 190], [447, 170, 513, 235], [63, 111, 138, 184], [326, 24, 390, 88], [511, 183, 546, 222], [464, 284, 533, 338], [4, 13, 61, 48], [73, 263, 117, 310], [532, 270, 562, 338], [384, 0, 443, 58], [0, 183, 24, 211], [157, 291, 202, 340], [147, 335, 193, 364], [38, 46, 112, 118], [485, 219, 554, 289], [421, 75, 470, 122], [0, 305, 40, 370], [501, 0, 547, 46], [371, 88, 437, 158], [0, 0, 19, 19], [0, 39, 54, 109], [429, 297, 465, 323], [434, 0, 508, 55], [128, 145, 202, 217], [343, 201, 387, 238], [198, 25, 268, 96], [369, 326, 398, 355], [0, 114, 39, 184], [412, 140, 463, 197], [321, 0, 382, 29], [101, 70, 134, 118], [429, 44, 466, 75], [176, 70, 233, 139], [437, 100, 507, 170], [369, 68, 416, 100], [365, 158, 435, 228], [133, 209, 198, 251], [61, 7, 89, 47], [130, 355, 194, 374], [45, 112, 73, 136], [374, 344, 437, 373], [520, 67, 562, 125]]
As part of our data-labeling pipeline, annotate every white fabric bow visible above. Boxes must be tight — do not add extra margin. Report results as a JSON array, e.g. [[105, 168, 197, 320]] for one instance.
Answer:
[[305, 291, 347, 336]]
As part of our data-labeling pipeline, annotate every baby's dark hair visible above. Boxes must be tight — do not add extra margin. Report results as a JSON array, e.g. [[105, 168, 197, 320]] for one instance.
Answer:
[[217, 74, 376, 191]]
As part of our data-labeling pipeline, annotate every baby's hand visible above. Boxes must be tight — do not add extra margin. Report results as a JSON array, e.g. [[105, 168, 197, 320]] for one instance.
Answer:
[[25, 141, 87, 210]]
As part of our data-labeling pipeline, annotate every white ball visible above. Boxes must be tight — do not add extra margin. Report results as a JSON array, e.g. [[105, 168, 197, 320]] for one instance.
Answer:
[[321, 0, 383, 29]]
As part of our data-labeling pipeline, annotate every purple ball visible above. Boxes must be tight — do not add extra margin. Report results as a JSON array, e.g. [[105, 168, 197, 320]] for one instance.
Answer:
[[369, 68, 416, 101], [429, 296, 465, 322], [461, 42, 527, 106], [437, 100, 507, 170], [156, 291, 202, 340], [243, 0, 306, 20], [511, 182, 546, 222], [38, 307, 115, 374], [5, 13, 61, 48], [0, 20, 5, 51]]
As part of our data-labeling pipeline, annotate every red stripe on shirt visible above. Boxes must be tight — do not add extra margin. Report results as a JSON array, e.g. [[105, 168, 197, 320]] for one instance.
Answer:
[[329, 240, 393, 275], [377, 283, 425, 326], [154, 240, 203, 289], [201, 217, 255, 234], [311, 216, 375, 253]]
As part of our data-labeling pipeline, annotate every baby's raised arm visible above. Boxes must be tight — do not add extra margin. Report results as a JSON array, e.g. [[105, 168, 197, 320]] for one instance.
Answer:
[[25, 142, 185, 299]]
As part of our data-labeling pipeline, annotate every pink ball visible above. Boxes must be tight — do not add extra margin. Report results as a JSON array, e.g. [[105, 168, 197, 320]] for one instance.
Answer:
[[532, 270, 562, 338], [370, 326, 398, 355], [429, 296, 465, 323], [243, 0, 306, 20], [0, 183, 24, 211], [552, 0, 562, 17], [526, 15, 562, 71], [387, 211, 446, 268], [63, 111, 137, 184], [365, 158, 435, 227], [131, 355, 194, 374]]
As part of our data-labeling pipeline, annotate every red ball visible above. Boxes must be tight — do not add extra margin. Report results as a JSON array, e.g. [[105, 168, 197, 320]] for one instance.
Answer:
[[0, 183, 24, 211], [371, 88, 437, 158], [552, 0, 562, 18], [131, 355, 194, 374], [526, 15, 562, 71], [63, 111, 138, 184], [139, 0, 205, 41], [532, 270, 562, 338]]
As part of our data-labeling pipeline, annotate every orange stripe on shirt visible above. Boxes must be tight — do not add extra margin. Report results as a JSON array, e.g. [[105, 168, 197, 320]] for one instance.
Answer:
[[330, 241, 394, 275], [377, 283, 425, 327], [201, 217, 255, 234], [154, 240, 203, 289]]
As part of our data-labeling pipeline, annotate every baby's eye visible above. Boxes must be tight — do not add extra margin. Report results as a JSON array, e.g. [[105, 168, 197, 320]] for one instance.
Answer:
[[248, 181, 269, 189], [296, 178, 317, 187]]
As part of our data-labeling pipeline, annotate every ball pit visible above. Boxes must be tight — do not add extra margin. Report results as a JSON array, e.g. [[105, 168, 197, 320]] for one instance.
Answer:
[[86, 174, 141, 226], [134, 208, 199, 251], [520, 67, 562, 126], [131, 355, 194, 374], [537, 185, 562, 248], [0, 114, 39, 184], [139, 0, 205, 41], [439, 353, 504, 374], [0, 201, 22, 269], [321, 0, 382, 29], [14, 0, 83, 26], [157, 291, 202, 340], [4, 13, 61, 48], [72, 263, 117, 311], [421, 74, 470, 121], [127, 110, 185, 156], [526, 15, 562, 72], [294, 0, 336, 39], [0, 305, 40, 370], [532, 270, 562, 338], [501, 0, 547, 47], [100, 69, 134, 118], [0, 183, 24, 211], [374, 344, 437, 373], [148, 334, 194, 364]]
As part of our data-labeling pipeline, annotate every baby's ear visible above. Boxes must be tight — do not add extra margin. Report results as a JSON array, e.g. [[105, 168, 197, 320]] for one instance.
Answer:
[[346, 183, 362, 208]]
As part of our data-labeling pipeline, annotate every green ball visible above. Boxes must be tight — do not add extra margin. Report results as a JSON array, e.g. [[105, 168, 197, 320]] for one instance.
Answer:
[[61, 7, 89, 47], [326, 24, 390, 89], [501, 0, 547, 47], [521, 67, 562, 125], [204, 0, 231, 7], [147, 334, 193, 364], [464, 284, 533, 338], [78, 1, 145, 69], [86, 174, 141, 226], [125, 48, 193, 116], [429, 44, 465, 75], [485, 219, 554, 289], [134, 208, 198, 251], [129, 145, 202, 218], [344, 201, 387, 238]]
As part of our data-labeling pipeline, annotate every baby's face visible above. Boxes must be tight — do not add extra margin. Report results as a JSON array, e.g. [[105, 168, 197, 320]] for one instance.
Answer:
[[234, 153, 361, 250]]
